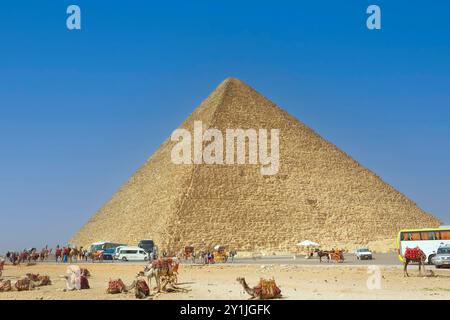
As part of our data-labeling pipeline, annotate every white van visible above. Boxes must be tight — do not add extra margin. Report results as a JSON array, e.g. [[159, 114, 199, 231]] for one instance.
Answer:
[[116, 246, 149, 261], [113, 246, 125, 260]]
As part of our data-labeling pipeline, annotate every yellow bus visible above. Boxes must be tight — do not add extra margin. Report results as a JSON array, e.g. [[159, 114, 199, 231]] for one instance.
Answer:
[[397, 226, 450, 263]]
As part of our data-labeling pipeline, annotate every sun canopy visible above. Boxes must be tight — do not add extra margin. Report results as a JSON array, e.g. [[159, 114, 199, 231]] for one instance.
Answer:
[[297, 240, 319, 247]]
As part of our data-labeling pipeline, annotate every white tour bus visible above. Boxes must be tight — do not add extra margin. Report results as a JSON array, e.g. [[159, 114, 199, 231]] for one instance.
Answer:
[[115, 246, 149, 262], [397, 226, 450, 263]]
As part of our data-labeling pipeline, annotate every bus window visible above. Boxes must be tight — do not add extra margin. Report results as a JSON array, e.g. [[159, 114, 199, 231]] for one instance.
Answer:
[[441, 231, 450, 240], [428, 232, 437, 240], [401, 233, 409, 241], [411, 232, 421, 241], [421, 232, 430, 240]]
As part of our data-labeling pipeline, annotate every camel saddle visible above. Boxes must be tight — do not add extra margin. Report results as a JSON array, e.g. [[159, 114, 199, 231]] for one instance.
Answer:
[[15, 278, 32, 291], [0, 280, 12, 292], [107, 278, 126, 294], [26, 273, 52, 286], [404, 247, 424, 260], [152, 257, 173, 270], [135, 279, 150, 299], [254, 278, 281, 299]]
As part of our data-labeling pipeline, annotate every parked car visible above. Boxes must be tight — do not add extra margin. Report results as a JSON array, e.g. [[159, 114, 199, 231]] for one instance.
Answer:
[[355, 247, 373, 260], [115, 246, 149, 262], [431, 245, 450, 268]]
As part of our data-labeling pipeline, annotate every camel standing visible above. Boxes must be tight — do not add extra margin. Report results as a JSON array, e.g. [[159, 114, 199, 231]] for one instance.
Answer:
[[403, 247, 426, 277], [316, 250, 330, 263], [6, 252, 18, 265], [69, 248, 79, 263], [329, 249, 345, 263], [39, 248, 52, 261], [17, 251, 31, 265], [30, 250, 40, 263]]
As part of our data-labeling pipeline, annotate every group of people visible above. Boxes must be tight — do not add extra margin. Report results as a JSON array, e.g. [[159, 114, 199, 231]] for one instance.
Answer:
[[198, 250, 236, 264], [54, 245, 89, 263], [201, 251, 215, 264]]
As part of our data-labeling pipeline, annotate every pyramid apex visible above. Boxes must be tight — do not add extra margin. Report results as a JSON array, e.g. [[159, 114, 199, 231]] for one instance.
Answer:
[[219, 77, 247, 87]]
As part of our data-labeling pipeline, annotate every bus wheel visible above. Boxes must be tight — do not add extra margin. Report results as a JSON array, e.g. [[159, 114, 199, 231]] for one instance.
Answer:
[[122, 257, 127, 262], [428, 254, 435, 265]]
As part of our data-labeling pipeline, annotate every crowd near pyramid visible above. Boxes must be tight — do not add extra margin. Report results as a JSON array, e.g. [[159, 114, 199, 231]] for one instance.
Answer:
[[71, 78, 440, 253]]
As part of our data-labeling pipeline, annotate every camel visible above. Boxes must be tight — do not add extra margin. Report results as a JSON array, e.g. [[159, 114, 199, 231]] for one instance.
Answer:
[[14, 277, 40, 291], [10, 248, 39, 265], [6, 252, 18, 265], [107, 278, 132, 294], [0, 279, 12, 292], [69, 248, 79, 263], [329, 249, 345, 263], [403, 247, 427, 277], [30, 251, 40, 263], [16, 251, 31, 265], [316, 250, 330, 263], [107, 277, 150, 299], [161, 260, 179, 284], [236, 277, 282, 300], [0, 275, 50, 292], [25, 273, 52, 286], [132, 278, 150, 299], [143, 258, 179, 293], [39, 248, 52, 261]]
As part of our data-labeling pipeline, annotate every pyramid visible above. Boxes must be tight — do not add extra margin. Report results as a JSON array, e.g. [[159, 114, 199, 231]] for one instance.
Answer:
[[70, 78, 441, 252]]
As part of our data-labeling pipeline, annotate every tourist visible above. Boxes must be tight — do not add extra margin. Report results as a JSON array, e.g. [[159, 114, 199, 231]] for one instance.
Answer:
[[78, 246, 84, 261], [230, 250, 237, 263], [63, 246, 70, 263], [55, 245, 62, 262]]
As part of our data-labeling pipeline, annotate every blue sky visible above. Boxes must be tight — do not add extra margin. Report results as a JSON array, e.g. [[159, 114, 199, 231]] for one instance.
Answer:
[[0, 1, 449, 252]]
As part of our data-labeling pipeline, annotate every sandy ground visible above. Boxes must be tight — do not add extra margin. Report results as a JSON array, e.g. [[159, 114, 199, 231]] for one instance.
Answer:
[[1, 262, 450, 300]]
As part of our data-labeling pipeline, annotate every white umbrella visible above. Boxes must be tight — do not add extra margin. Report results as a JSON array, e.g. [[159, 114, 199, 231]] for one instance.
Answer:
[[297, 240, 319, 247]]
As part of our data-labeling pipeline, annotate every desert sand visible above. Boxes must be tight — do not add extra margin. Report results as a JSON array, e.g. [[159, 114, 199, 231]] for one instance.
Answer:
[[1, 262, 450, 300]]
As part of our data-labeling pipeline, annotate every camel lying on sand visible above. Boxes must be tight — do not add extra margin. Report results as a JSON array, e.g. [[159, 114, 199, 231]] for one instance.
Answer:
[[107, 277, 150, 299], [236, 277, 282, 300]]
